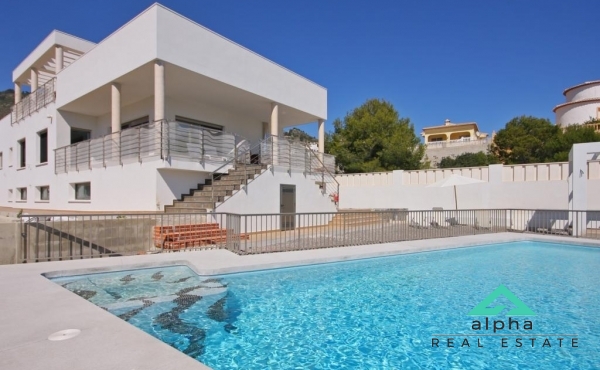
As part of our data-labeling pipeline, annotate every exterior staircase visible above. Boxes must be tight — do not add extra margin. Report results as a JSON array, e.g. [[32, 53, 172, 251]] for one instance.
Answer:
[[164, 164, 268, 213]]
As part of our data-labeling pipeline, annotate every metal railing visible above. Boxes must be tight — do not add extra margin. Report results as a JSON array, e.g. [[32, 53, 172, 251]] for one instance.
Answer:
[[18, 209, 599, 263], [260, 136, 339, 200], [11, 78, 56, 123], [425, 137, 490, 148], [54, 121, 245, 174]]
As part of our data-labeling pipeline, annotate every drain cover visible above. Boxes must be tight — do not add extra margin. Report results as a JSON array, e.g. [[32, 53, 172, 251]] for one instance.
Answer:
[[48, 329, 81, 341]]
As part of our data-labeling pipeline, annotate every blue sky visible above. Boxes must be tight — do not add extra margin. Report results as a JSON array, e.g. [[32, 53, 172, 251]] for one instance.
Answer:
[[2, 0, 599, 137]]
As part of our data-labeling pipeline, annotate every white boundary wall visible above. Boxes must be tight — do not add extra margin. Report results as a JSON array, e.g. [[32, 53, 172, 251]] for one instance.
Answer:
[[338, 161, 600, 210]]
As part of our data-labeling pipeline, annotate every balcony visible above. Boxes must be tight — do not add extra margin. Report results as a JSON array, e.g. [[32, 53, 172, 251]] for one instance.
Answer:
[[11, 79, 56, 124], [54, 120, 245, 174], [425, 137, 490, 149]]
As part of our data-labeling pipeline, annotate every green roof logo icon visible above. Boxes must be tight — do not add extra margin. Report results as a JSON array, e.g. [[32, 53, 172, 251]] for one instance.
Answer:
[[469, 285, 536, 316]]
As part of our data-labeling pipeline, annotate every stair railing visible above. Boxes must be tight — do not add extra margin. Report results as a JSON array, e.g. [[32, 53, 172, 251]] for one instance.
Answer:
[[306, 148, 340, 207], [209, 139, 265, 207]]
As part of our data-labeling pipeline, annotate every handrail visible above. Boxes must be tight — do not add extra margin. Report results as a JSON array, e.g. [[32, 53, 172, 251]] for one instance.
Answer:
[[307, 147, 340, 206], [209, 138, 263, 204], [11, 78, 56, 124], [54, 120, 247, 174]]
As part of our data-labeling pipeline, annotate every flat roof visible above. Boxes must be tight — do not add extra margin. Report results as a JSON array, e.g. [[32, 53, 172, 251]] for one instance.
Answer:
[[12, 30, 96, 83]]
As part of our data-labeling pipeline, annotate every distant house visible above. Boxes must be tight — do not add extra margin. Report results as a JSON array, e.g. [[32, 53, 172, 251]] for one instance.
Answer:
[[421, 119, 491, 167], [554, 80, 600, 132]]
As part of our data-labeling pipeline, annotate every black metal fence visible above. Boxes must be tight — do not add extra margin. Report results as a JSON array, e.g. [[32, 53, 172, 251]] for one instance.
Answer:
[[18, 209, 600, 263]]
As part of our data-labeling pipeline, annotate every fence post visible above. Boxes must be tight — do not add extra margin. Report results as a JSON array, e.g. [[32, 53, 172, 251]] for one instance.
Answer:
[[88, 142, 91, 169], [138, 127, 142, 163], [75, 144, 78, 171], [119, 130, 123, 165]]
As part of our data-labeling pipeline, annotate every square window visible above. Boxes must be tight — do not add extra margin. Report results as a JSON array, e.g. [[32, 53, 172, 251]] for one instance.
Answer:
[[39, 186, 50, 201], [39, 130, 48, 164], [18, 139, 26, 168], [74, 182, 91, 200], [18, 187, 27, 201], [71, 128, 91, 145]]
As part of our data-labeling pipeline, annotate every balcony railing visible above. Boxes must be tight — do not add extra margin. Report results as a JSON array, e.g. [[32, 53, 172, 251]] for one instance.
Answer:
[[584, 122, 600, 133], [11, 78, 56, 124], [54, 120, 244, 174], [426, 137, 490, 149]]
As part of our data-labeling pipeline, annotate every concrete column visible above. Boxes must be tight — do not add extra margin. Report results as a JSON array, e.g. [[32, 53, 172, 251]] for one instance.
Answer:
[[318, 119, 325, 153], [270, 103, 279, 137], [154, 60, 165, 122], [30, 68, 38, 91], [14, 83, 21, 104], [111, 83, 121, 133], [55, 45, 64, 73]]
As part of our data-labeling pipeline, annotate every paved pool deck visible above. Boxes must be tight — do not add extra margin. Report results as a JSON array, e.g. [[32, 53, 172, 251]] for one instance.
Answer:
[[1, 233, 599, 370]]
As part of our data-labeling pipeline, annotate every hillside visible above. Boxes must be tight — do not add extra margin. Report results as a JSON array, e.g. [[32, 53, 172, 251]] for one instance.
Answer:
[[0, 89, 15, 119]]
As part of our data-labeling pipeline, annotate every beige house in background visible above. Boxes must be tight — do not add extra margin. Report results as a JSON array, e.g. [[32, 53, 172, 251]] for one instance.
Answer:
[[422, 119, 491, 167]]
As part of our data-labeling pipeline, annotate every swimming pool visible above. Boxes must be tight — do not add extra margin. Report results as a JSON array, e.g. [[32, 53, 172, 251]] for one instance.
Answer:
[[52, 241, 600, 369]]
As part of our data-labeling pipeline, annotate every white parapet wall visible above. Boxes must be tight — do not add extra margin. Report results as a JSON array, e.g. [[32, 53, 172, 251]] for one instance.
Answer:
[[338, 161, 600, 211]]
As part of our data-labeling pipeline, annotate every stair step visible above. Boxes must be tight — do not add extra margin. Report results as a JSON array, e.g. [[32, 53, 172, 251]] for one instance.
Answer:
[[164, 208, 209, 214], [171, 201, 215, 208], [182, 195, 224, 202]]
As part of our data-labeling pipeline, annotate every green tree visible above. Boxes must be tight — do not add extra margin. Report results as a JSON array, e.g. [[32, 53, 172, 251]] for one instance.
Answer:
[[492, 115, 600, 164], [491, 116, 559, 164], [284, 127, 316, 143], [438, 151, 499, 168], [326, 99, 424, 173], [546, 125, 600, 162]]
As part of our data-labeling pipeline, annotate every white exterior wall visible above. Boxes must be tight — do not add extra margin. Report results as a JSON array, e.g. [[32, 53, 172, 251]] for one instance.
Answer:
[[555, 101, 600, 127], [165, 98, 262, 143], [339, 163, 600, 211], [565, 83, 600, 102], [155, 7, 326, 119], [217, 168, 337, 215], [555, 82, 600, 127]]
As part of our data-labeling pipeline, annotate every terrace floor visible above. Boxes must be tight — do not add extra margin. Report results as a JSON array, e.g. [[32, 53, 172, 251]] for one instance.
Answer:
[[1, 233, 599, 370]]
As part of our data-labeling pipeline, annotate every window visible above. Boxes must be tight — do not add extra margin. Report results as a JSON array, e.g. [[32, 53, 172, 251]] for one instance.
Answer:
[[9, 147, 13, 167], [74, 182, 91, 200], [18, 187, 27, 201], [71, 128, 91, 145], [18, 139, 26, 168], [38, 130, 48, 164], [39, 186, 50, 201], [121, 116, 150, 130], [175, 116, 223, 131], [0, 152, 2, 169], [8, 189, 13, 202]]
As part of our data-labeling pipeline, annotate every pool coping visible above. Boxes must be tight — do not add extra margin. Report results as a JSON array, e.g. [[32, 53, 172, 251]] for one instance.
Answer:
[[1, 233, 599, 370]]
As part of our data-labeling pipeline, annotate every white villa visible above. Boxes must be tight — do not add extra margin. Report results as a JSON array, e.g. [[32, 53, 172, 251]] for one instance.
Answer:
[[0, 4, 337, 214], [554, 80, 600, 131]]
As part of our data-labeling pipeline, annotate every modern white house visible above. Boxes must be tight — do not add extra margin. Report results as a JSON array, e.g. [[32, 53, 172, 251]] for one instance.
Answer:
[[554, 80, 600, 131], [0, 3, 337, 214]]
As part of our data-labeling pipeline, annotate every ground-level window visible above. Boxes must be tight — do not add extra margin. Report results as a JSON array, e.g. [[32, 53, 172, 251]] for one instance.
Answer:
[[39, 186, 50, 201], [18, 187, 27, 201], [71, 128, 91, 145], [38, 130, 48, 164], [74, 182, 91, 200], [18, 139, 26, 168]]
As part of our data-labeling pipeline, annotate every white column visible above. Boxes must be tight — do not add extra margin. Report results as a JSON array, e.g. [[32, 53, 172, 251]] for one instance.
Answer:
[[318, 119, 325, 153], [14, 83, 21, 104], [154, 60, 165, 122], [55, 45, 64, 73], [30, 68, 38, 91], [111, 83, 121, 133], [270, 103, 279, 137]]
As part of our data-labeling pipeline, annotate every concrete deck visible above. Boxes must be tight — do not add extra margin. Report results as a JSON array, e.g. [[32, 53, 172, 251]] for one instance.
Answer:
[[1, 233, 599, 370]]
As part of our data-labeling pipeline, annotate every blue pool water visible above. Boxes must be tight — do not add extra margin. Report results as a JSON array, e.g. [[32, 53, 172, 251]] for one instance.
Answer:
[[53, 241, 600, 369]]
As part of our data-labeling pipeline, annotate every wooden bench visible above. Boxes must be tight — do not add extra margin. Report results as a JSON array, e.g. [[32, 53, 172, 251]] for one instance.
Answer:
[[153, 223, 249, 249]]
